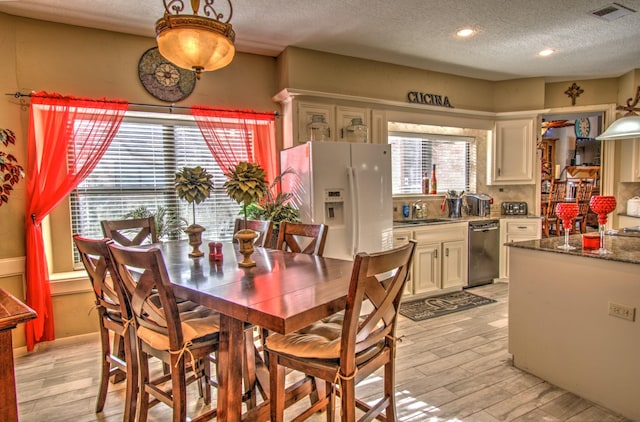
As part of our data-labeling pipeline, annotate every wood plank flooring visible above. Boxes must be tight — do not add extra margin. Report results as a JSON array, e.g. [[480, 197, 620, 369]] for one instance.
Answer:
[[14, 282, 632, 421]]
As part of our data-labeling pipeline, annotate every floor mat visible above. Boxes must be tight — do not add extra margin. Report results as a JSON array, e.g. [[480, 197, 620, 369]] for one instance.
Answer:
[[399, 290, 496, 321]]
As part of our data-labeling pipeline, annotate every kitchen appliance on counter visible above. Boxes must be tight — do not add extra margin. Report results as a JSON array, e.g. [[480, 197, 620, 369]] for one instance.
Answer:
[[501, 201, 529, 216], [280, 141, 393, 260], [627, 197, 640, 217], [466, 193, 492, 217], [467, 219, 500, 287]]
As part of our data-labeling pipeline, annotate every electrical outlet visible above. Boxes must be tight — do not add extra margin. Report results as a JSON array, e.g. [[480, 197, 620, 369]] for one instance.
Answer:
[[608, 302, 636, 321]]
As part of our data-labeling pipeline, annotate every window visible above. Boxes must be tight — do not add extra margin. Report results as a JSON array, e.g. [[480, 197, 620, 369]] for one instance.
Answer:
[[389, 132, 476, 195], [70, 112, 247, 262]]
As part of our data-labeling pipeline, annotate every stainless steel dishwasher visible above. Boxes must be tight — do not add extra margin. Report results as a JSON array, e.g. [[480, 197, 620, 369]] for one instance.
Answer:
[[467, 220, 500, 287]]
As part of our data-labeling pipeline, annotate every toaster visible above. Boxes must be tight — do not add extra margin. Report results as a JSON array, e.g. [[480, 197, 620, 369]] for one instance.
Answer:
[[465, 193, 492, 217]]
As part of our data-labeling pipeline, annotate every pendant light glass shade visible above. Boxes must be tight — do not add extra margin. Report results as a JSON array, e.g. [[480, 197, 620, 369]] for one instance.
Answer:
[[155, 1, 235, 79], [596, 86, 640, 140]]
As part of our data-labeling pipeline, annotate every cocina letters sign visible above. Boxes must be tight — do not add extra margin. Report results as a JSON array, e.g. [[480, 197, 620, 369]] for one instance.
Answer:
[[407, 91, 454, 108]]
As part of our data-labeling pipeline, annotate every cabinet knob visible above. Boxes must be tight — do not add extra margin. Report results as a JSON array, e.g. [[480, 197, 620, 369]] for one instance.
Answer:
[[434, 249, 438, 258]]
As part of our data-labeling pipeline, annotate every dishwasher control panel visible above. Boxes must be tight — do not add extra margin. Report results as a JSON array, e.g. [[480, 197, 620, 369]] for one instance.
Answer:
[[501, 201, 528, 215]]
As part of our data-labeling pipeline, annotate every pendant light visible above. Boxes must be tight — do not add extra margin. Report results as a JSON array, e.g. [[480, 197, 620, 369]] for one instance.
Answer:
[[596, 86, 640, 140], [155, 0, 235, 80]]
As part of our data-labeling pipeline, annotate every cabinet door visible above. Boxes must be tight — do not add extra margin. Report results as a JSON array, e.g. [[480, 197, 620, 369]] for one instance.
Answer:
[[370, 109, 387, 144], [620, 139, 640, 182], [336, 106, 370, 142], [413, 242, 440, 294], [296, 102, 335, 144], [499, 219, 541, 279], [441, 240, 466, 289], [488, 119, 535, 185], [393, 231, 413, 295]]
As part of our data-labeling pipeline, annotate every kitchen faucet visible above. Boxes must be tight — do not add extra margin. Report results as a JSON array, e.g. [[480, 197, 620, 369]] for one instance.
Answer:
[[411, 200, 425, 219]]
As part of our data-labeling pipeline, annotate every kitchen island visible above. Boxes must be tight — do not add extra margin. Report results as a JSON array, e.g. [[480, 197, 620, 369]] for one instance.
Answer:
[[507, 234, 640, 421]]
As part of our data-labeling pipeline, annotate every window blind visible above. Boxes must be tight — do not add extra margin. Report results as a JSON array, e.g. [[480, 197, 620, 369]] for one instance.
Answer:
[[389, 132, 476, 195], [71, 114, 248, 262]]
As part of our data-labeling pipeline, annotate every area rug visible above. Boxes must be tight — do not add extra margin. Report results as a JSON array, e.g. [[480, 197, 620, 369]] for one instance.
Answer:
[[399, 290, 496, 322]]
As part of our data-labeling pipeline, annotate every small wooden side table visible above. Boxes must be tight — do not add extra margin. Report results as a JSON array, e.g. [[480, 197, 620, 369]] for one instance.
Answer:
[[0, 288, 36, 421]]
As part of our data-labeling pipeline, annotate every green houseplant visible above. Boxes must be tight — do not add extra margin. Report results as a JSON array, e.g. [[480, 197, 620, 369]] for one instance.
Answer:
[[123, 206, 187, 240], [223, 161, 268, 267], [174, 166, 214, 257], [245, 167, 300, 248]]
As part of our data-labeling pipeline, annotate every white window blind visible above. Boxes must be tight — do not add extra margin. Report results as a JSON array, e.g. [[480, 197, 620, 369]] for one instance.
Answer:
[[389, 132, 476, 195], [71, 114, 248, 261]]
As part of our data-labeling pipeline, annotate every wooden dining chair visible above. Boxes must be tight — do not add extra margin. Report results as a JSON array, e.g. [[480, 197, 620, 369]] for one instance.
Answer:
[[72, 235, 137, 422], [265, 240, 417, 422], [101, 216, 158, 246], [573, 180, 594, 233], [233, 218, 274, 248], [276, 221, 328, 256], [542, 180, 567, 237], [107, 242, 219, 422]]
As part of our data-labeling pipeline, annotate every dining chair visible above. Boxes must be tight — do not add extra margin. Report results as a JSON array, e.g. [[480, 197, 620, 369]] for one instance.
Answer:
[[542, 180, 567, 237], [573, 180, 594, 233], [233, 218, 274, 248], [107, 242, 219, 422], [101, 216, 158, 246], [276, 221, 328, 256], [72, 235, 137, 422], [265, 240, 417, 422]]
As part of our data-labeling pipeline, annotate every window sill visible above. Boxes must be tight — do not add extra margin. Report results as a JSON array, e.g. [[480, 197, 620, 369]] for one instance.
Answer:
[[49, 271, 91, 296]]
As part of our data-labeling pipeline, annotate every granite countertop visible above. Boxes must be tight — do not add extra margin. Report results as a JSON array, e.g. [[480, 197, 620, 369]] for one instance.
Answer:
[[393, 214, 541, 228], [506, 234, 640, 265]]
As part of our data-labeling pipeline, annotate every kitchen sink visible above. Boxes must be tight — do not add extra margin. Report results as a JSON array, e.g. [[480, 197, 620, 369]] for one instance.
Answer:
[[393, 218, 450, 225]]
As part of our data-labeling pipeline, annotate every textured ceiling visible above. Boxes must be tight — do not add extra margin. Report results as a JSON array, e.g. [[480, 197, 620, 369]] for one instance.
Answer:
[[1, 0, 639, 82]]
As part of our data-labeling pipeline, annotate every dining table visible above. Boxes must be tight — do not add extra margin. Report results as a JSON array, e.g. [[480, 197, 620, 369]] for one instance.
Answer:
[[156, 240, 355, 421]]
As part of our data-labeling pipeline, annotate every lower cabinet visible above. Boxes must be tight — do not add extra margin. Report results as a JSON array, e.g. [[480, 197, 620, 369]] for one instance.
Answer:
[[395, 222, 468, 297], [499, 218, 541, 280]]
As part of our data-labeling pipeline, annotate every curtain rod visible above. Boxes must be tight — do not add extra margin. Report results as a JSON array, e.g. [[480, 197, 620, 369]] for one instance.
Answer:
[[5, 92, 279, 117]]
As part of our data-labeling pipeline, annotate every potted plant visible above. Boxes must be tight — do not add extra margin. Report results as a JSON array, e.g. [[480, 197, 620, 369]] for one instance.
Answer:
[[223, 161, 268, 267], [174, 166, 214, 257], [245, 168, 301, 248], [123, 206, 187, 240]]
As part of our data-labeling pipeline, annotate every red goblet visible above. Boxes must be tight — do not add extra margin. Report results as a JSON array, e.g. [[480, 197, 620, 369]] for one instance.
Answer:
[[555, 202, 579, 250], [589, 195, 617, 254]]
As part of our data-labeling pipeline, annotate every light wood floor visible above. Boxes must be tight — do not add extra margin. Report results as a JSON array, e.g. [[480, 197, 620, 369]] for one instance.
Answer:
[[15, 282, 632, 421]]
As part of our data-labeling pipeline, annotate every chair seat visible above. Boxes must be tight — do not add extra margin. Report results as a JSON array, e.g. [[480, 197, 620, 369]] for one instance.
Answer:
[[265, 313, 382, 362], [138, 307, 220, 352]]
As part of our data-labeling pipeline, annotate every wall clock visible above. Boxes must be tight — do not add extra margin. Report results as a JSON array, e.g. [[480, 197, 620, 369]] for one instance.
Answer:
[[575, 117, 591, 138], [138, 47, 196, 102]]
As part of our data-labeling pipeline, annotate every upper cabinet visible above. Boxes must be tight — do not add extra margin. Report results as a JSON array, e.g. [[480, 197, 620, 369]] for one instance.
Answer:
[[487, 118, 536, 185], [619, 138, 640, 182]]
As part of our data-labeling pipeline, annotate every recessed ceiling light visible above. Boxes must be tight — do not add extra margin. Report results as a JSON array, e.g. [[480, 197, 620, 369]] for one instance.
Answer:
[[456, 28, 475, 38], [538, 48, 555, 57]]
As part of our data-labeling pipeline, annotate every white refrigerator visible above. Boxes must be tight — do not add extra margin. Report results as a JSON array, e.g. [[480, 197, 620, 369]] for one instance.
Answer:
[[280, 141, 393, 261]]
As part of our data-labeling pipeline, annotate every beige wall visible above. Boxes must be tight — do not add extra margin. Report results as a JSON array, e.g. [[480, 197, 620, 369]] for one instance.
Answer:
[[1, 12, 638, 348]]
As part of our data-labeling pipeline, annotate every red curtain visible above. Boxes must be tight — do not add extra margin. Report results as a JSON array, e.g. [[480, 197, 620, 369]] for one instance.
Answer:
[[191, 107, 277, 185], [25, 92, 128, 351]]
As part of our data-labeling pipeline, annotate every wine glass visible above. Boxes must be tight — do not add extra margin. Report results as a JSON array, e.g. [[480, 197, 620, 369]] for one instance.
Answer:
[[589, 196, 617, 255], [555, 202, 579, 250]]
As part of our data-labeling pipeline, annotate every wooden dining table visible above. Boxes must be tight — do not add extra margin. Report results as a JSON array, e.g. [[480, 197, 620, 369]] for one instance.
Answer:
[[156, 240, 354, 421]]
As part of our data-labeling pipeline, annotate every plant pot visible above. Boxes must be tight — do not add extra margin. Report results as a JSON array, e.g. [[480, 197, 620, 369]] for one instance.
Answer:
[[234, 229, 259, 267], [184, 224, 205, 257]]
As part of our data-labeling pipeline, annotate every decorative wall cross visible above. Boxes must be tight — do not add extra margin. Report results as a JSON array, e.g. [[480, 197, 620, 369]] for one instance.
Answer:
[[564, 82, 584, 106]]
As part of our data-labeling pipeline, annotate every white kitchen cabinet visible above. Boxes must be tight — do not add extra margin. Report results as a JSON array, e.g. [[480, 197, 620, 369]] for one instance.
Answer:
[[499, 218, 541, 280], [295, 101, 336, 144], [487, 119, 536, 185], [619, 138, 640, 182], [411, 222, 468, 296], [336, 106, 370, 142], [370, 109, 387, 144], [393, 228, 413, 294]]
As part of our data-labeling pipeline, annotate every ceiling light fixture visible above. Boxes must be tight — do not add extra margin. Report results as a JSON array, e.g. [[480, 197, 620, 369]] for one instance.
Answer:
[[597, 86, 640, 140], [538, 49, 554, 57], [456, 28, 475, 37], [155, 0, 235, 80]]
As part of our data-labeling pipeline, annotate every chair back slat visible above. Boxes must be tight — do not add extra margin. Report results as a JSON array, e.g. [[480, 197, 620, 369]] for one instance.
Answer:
[[108, 243, 184, 350], [276, 222, 328, 256], [73, 235, 122, 313], [101, 217, 158, 246], [340, 240, 416, 370], [233, 218, 274, 248]]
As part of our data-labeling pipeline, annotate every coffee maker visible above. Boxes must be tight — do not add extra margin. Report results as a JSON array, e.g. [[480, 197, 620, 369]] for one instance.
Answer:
[[466, 193, 492, 217]]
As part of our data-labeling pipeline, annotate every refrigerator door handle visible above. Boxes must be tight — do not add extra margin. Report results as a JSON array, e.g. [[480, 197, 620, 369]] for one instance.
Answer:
[[348, 166, 359, 256]]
